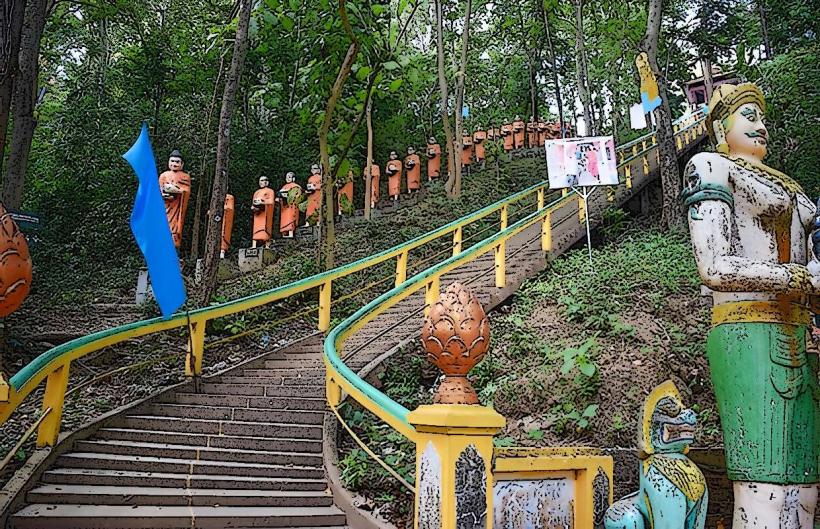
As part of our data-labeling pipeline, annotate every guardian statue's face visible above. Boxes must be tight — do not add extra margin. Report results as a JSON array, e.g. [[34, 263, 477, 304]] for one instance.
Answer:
[[725, 102, 768, 161], [259, 176, 269, 188], [169, 157, 183, 171]]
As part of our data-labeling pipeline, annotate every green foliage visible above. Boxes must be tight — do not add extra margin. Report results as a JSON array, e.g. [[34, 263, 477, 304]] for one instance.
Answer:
[[755, 45, 820, 197]]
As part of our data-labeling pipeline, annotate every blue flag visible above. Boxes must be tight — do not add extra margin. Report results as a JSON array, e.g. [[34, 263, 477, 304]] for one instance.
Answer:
[[123, 123, 186, 318]]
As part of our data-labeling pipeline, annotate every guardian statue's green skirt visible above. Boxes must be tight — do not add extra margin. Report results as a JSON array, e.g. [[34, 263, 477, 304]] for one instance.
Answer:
[[708, 301, 819, 484]]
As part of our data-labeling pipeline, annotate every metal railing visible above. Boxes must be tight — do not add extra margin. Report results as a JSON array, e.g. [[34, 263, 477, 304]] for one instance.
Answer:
[[322, 108, 709, 481], [0, 107, 708, 453]]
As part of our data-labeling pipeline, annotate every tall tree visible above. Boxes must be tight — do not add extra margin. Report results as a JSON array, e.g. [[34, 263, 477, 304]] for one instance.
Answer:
[[541, 0, 565, 135], [3, 0, 49, 210], [641, 0, 681, 228], [572, 0, 593, 136], [0, 0, 27, 165], [450, 0, 473, 198], [198, 0, 254, 304], [434, 0, 456, 197]]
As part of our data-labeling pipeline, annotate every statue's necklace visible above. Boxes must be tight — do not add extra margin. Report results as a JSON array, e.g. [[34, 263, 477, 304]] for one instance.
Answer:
[[719, 153, 804, 199]]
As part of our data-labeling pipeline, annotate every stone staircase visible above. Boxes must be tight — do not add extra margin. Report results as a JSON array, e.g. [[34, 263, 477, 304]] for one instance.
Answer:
[[12, 335, 353, 529]]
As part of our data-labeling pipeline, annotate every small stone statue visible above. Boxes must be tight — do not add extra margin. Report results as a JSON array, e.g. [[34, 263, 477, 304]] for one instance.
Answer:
[[527, 117, 538, 148], [500, 122, 514, 152], [158, 149, 191, 248], [427, 137, 441, 181], [682, 82, 818, 527], [336, 169, 354, 216], [405, 147, 421, 194], [386, 151, 403, 201], [604, 381, 708, 529], [512, 116, 525, 150], [473, 128, 487, 164], [277, 171, 301, 238], [461, 131, 473, 169], [251, 176, 275, 248], [305, 163, 322, 226], [220, 194, 234, 258], [364, 162, 380, 209]]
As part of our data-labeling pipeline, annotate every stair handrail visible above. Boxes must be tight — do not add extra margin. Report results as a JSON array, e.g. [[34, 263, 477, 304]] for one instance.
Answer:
[[322, 111, 709, 484], [0, 109, 708, 450]]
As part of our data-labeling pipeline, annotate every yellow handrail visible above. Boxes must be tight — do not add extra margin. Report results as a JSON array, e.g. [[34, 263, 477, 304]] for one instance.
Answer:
[[0, 108, 708, 449]]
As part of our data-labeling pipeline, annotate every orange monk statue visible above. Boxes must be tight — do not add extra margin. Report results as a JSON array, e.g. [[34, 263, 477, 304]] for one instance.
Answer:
[[461, 130, 474, 168], [364, 162, 380, 208], [405, 147, 421, 194], [336, 169, 354, 216], [426, 137, 441, 181], [158, 149, 191, 249], [536, 121, 548, 146], [500, 122, 514, 152], [487, 127, 495, 142], [512, 116, 525, 149], [305, 163, 322, 226], [473, 128, 487, 163], [251, 176, 275, 248], [277, 171, 301, 238], [220, 193, 235, 258], [527, 118, 538, 148], [386, 151, 403, 201]]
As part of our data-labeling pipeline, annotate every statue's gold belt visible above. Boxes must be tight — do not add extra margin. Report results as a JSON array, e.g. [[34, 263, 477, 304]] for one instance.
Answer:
[[712, 301, 810, 327]]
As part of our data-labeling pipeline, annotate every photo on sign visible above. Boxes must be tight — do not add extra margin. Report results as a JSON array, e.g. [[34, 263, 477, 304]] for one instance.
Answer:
[[545, 136, 618, 189]]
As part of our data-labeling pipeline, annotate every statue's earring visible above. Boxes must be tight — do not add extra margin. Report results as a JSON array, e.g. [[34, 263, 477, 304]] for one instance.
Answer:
[[713, 119, 730, 154]]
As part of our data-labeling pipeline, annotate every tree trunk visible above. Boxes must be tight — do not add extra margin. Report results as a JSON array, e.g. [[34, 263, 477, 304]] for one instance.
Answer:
[[641, 0, 681, 229], [434, 0, 456, 197], [451, 0, 472, 198], [3, 0, 48, 210], [572, 0, 593, 137], [758, 0, 772, 60], [541, 3, 565, 137], [702, 57, 714, 101], [364, 98, 373, 220], [197, 0, 253, 305], [190, 51, 226, 260], [0, 0, 27, 167], [318, 41, 358, 270]]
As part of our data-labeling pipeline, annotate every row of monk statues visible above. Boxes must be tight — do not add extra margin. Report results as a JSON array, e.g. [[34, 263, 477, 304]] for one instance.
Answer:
[[156, 118, 569, 255]]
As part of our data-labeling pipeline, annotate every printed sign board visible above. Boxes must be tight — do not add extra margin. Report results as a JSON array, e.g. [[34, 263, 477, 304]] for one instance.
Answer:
[[545, 136, 618, 189]]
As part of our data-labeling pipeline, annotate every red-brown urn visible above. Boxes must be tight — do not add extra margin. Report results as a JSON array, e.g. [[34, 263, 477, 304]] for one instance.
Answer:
[[420, 282, 490, 404]]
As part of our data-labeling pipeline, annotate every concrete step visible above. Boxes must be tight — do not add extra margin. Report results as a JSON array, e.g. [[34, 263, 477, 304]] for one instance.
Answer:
[[94, 428, 323, 453], [26, 484, 333, 507], [135, 404, 324, 425], [12, 504, 346, 528], [154, 392, 327, 411], [108, 415, 323, 440], [40, 468, 327, 491], [263, 360, 324, 369], [200, 384, 324, 398], [55, 453, 324, 479], [219, 375, 325, 386], [73, 440, 323, 467]]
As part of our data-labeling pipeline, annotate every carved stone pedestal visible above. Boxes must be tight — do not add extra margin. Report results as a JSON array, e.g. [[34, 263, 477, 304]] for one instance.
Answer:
[[238, 247, 276, 273]]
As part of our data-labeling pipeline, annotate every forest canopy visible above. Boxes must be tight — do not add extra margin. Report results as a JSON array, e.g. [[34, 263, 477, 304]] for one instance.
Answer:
[[0, 0, 816, 303]]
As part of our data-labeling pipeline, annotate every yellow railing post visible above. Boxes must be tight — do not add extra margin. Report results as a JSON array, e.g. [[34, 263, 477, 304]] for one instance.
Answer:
[[495, 206, 507, 288], [424, 276, 440, 317], [676, 134, 683, 150], [37, 363, 70, 447], [562, 188, 568, 197], [632, 145, 638, 159], [537, 188, 544, 210], [452, 227, 462, 257], [0, 374, 8, 402], [652, 134, 657, 146], [318, 280, 332, 332], [395, 250, 408, 287], [542, 209, 552, 252], [642, 140, 649, 175], [185, 318, 206, 377], [625, 165, 632, 189]]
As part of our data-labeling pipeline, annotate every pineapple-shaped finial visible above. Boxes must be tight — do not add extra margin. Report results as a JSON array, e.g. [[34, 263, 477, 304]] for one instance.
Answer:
[[421, 282, 490, 404]]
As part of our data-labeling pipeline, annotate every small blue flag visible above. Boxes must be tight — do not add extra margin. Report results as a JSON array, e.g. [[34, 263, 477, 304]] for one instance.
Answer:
[[123, 123, 186, 318]]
